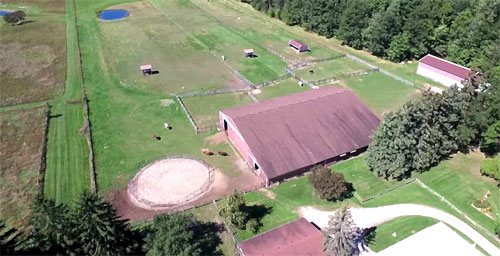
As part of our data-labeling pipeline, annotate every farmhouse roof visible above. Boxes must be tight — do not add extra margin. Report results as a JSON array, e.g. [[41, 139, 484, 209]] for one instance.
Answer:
[[221, 87, 380, 180], [244, 48, 254, 54], [237, 218, 325, 256], [289, 39, 307, 48], [140, 64, 152, 70], [419, 54, 470, 79]]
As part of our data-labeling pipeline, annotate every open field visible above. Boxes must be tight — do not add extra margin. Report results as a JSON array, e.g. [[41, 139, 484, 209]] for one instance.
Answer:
[[0, 106, 48, 232], [414, 152, 499, 234], [0, 5, 66, 107], [344, 72, 418, 116], [188, 0, 342, 63], [182, 92, 254, 130], [149, 0, 288, 84], [0, 0, 66, 14], [294, 57, 371, 81], [254, 78, 309, 101], [98, 1, 247, 94]]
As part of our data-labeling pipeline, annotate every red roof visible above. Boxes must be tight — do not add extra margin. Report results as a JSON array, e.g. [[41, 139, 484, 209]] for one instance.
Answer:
[[237, 218, 325, 256], [289, 39, 307, 48], [221, 87, 380, 180], [140, 64, 152, 70], [419, 54, 470, 79]]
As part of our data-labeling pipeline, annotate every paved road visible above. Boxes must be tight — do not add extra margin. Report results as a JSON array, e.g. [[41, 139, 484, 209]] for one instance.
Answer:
[[299, 204, 500, 256]]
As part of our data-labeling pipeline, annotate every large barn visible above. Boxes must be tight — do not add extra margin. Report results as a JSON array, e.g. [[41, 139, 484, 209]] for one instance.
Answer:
[[237, 218, 325, 256], [219, 86, 380, 186], [416, 54, 470, 87]]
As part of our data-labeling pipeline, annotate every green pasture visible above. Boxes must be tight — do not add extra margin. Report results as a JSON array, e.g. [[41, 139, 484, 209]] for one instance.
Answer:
[[98, 1, 244, 94], [294, 57, 371, 81], [149, 0, 287, 84], [344, 72, 417, 116], [189, 0, 341, 62], [254, 78, 309, 101], [414, 152, 499, 234], [182, 92, 254, 130]]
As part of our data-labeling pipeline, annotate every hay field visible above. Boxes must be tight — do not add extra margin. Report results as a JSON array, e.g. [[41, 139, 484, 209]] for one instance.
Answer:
[[0, 105, 48, 232], [0, 5, 66, 107]]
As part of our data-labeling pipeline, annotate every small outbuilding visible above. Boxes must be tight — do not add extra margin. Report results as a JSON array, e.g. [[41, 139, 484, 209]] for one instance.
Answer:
[[244, 48, 254, 58], [140, 64, 152, 75], [289, 40, 309, 53], [237, 218, 325, 256], [416, 54, 470, 88]]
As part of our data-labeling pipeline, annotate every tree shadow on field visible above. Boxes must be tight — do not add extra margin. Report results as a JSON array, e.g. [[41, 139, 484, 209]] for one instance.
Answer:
[[243, 204, 272, 231], [193, 221, 225, 255], [364, 226, 377, 246]]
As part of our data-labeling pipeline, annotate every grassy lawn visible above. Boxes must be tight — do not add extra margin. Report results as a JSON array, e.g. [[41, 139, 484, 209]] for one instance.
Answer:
[[0, 3, 66, 107], [294, 57, 371, 81], [0, 106, 48, 232], [369, 216, 438, 252], [43, 0, 90, 204], [254, 78, 309, 101], [181, 92, 254, 130], [149, 0, 287, 84], [415, 152, 499, 234], [333, 156, 400, 201], [344, 72, 418, 116]]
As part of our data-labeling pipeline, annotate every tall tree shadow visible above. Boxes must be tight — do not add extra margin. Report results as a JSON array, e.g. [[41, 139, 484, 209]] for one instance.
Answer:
[[193, 221, 225, 255]]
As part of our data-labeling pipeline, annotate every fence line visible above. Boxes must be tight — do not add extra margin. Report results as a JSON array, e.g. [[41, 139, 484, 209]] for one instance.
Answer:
[[176, 96, 199, 133], [345, 54, 414, 87], [213, 199, 240, 251], [357, 178, 416, 204], [288, 54, 346, 70], [414, 178, 499, 243], [247, 91, 259, 102]]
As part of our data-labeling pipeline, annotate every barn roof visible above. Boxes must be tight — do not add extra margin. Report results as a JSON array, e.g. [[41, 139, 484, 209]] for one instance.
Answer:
[[244, 48, 254, 53], [237, 218, 325, 256], [140, 64, 152, 70], [419, 54, 470, 79], [289, 39, 307, 48], [221, 87, 380, 180]]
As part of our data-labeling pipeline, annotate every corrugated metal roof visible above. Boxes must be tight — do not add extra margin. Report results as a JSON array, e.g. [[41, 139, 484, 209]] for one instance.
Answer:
[[237, 218, 325, 256], [419, 54, 470, 79], [221, 87, 380, 180], [289, 39, 307, 48], [140, 64, 152, 70]]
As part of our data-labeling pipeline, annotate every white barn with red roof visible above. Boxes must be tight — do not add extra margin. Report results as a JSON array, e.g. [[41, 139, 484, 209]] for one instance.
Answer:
[[416, 54, 471, 87]]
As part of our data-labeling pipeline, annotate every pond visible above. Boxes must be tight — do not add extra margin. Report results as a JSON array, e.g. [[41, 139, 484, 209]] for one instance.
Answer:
[[0, 10, 12, 16], [99, 9, 129, 21]]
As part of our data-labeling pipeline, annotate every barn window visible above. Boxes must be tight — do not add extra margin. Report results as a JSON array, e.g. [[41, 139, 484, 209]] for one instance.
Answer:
[[223, 120, 228, 130], [254, 163, 260, 170]]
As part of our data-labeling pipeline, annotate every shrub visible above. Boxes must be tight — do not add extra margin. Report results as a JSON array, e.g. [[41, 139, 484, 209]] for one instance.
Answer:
[[3, 11, 26, 25], [309, 166, 349, 201], [246, 219, 260, 233], [495, 224, 500, 239], [480, 158, 500, 181], [218, 191, 249, 229]]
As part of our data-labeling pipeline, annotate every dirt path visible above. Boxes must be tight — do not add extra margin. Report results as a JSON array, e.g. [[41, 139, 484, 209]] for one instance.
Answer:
[[298, 204, 500, 256]]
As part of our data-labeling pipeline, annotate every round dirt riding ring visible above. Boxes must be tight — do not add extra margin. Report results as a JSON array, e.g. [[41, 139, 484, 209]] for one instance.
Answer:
[[127, 156, 215, 210]]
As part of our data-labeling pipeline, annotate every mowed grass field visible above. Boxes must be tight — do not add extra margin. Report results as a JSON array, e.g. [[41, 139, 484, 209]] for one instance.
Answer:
[[344, 72, 418, 116], [182, 92, 254, 130], [254, 77, 309, 101], [294, 57, 371, 81], [188, 0, 341, 63], [0, 1, 66, 107], [0, 106, 48, 232], [149, 0, 288, 84]]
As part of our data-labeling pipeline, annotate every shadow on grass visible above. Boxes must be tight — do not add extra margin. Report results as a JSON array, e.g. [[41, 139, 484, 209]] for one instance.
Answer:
[[193, 221, 225, 255]]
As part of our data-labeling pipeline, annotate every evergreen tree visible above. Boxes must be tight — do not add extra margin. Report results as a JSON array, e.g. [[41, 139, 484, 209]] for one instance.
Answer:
[[146, 213, 203, 256], [323, 208, 366, 256], [72, 192, 140, 256]]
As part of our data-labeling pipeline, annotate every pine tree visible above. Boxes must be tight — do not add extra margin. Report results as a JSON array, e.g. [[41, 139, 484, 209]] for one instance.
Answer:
[[72, 192, 140, 255], [323, 208, 366, 256]]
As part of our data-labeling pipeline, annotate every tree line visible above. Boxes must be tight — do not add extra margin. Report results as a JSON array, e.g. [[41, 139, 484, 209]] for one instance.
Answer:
[[241, 0, 499, 75], [0, 192, 224, 256]]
